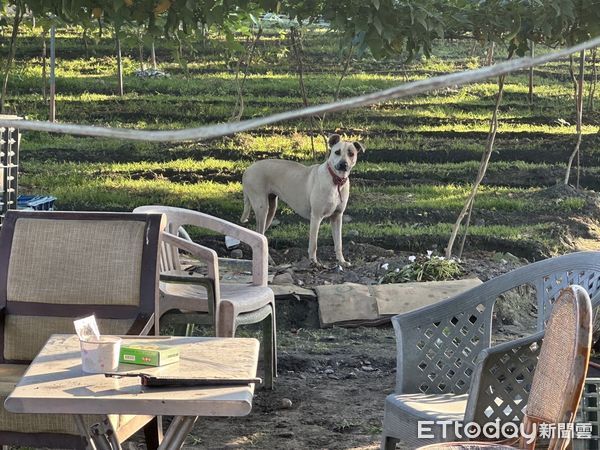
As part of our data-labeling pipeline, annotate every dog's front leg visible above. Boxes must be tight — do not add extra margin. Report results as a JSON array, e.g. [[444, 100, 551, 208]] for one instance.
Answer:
[[308, 213, 323, 266], [330, 211, 350, 267]]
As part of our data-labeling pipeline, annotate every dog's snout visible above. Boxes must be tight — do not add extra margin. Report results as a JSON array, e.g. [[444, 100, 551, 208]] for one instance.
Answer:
[[336, 161, 349, 171]]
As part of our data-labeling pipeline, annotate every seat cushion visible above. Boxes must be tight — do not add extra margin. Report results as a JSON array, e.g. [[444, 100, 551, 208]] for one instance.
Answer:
[[0, 365, 146, 440], [4, 316, 136, 362], [160, 271, 274, 315], [0, 364, 99, 435], [385, 392, 468, 421], [383, 393, 467, 446]]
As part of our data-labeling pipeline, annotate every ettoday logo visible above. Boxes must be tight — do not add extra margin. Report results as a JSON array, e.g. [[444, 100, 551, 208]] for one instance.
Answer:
[[417, 420, 593, 443]]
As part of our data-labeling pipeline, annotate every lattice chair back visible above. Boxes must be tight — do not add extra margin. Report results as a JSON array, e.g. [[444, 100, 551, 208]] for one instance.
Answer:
[[393, 251, 600, 397], [393, 292, 494, 396], [522, 285, 592, 449], [536, 267, 600, 330], [466, 331, 543, 426]]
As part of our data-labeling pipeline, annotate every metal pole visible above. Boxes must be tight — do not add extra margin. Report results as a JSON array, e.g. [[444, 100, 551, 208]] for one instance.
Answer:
[[74, 414, 98, 450], [49, 25, 56, 122], [159, 416, 198, 450]]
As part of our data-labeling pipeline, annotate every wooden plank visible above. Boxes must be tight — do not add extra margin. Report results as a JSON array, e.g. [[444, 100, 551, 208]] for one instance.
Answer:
[[375, 278, 482, 316], [316, 279, 482, 327]]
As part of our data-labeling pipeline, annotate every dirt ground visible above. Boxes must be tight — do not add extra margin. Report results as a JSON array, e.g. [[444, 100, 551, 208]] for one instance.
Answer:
[[191, 326, 398, 450], [127, 245, 532, 450]]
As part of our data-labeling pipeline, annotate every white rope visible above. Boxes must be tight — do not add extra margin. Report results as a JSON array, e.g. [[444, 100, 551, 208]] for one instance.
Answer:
[[2, 35, 600, 142]]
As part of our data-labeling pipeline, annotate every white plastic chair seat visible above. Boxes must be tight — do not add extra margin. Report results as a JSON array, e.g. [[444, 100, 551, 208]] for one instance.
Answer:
[[382, 393, 467, 447], [385, 392, 467, 421], [160, 270, 274, 315]]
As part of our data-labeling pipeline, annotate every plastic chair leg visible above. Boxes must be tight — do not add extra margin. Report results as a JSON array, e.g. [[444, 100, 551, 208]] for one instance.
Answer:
[[262, 313, 274, 390]]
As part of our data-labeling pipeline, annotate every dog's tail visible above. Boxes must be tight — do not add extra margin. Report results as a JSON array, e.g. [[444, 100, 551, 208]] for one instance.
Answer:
[[241, 190, 251, 223]]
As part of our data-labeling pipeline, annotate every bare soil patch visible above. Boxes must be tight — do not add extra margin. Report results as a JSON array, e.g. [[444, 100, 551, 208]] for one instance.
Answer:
[[128, 245, 534, 450]]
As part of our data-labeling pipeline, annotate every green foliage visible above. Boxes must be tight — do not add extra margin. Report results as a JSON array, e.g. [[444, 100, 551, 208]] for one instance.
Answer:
[[321, 0, 450, 60], [2, 27, 597, 258], [380, 252, 464, 283], [469, 0, 600, 57], [556, 197, 585, 212]]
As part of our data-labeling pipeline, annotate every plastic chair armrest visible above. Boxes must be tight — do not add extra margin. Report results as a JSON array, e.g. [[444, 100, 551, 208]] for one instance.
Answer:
[[177, 214, 268, 287], [161, 231, 219, 281]]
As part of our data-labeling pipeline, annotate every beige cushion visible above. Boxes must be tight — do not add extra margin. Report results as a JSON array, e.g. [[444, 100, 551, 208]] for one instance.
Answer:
[[7, 219, 144, 306], [0, 364, 101, 435], [4, 316, 134, 362]]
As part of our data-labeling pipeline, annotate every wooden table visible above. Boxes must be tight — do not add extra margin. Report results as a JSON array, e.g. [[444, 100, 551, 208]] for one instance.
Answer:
[[4, 334, 260, 450]]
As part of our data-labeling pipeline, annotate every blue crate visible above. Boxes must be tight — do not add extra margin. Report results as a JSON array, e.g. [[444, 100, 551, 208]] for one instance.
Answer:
[[17, 195, 57, 211]]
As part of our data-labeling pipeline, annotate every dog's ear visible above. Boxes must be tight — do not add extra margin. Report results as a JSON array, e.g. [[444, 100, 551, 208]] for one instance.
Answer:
[[353, 141, 365, 153], [328, 134, 341, 148]]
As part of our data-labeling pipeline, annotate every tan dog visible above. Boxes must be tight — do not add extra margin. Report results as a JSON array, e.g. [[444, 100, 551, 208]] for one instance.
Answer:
[[241, 134, 365, 266]]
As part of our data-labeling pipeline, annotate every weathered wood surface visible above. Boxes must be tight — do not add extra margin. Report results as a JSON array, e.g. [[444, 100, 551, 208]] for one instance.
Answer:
[[5, 334, 259, 417]]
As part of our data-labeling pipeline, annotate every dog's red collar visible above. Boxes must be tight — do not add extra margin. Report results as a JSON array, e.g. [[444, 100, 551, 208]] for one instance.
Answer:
[[327, 163, 348, 201]]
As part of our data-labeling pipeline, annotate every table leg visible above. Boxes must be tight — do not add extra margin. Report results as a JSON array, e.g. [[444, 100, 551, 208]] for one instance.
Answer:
[[74, 414, 97, 450], [158, 416, 198, 450], [90, 417, 123, 450]]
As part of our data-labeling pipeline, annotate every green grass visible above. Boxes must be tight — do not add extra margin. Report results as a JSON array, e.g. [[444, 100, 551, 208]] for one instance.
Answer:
[[4, 25, 600, 257]]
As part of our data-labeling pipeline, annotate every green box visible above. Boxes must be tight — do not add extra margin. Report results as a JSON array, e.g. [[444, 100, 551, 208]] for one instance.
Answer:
[[119, 343, 180, 367]]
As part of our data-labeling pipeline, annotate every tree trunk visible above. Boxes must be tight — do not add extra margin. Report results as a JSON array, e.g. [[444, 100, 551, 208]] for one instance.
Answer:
[[588, 48, 597, 112], [49, 25, 56, 122], [0, 4, 24, 113], [290, 27, 316, 159], [485, 42, 495, 66], [115, 32, 124, 97], [139, 42, 145, 72], [468, 39, 478, 58], [564, 50, 585, 186], [41, 30, 47, 102], [232, 28, 262, 121], [457, 196, 475, 259], [82, 28, 89, 59], [174, 33, 189, 77], [528, 41, 534, 105], [151, 41, 157, 70], [318, 44, 354, 149], [446, 73, 507, 258]]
